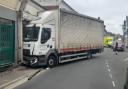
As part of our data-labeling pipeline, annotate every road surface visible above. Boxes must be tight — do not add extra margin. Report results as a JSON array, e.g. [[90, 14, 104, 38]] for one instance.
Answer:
[[15, 48, 128, 89]]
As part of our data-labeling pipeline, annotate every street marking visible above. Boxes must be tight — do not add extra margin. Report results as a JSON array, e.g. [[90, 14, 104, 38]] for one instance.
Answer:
[[112, 81, 116, 87], [0, 76, 26, 89], [109, 73, 113, 79], [105, 60, 108, 65], [108, 68, 111, 72], [105, 60, 109, 67], [4, 77, 28, 89], [107, 64, 109, 68], [105, 60, 116, 88], [35, 70, 48, 77], [46, 67, 50, 70], [3, 70, 48, 89], [105, 60, 110, 70]]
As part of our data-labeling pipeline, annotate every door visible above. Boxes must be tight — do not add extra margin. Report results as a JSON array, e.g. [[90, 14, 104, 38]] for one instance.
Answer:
[[40, 26, 55, 55], [0, 23, 15, 67]]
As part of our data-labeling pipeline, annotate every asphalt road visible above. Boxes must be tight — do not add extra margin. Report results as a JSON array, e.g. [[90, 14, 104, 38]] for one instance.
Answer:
[[15, 48, 128, 89]]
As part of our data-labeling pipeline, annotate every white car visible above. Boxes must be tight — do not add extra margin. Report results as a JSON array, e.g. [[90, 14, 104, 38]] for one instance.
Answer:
[[113, 39, 125, 51]]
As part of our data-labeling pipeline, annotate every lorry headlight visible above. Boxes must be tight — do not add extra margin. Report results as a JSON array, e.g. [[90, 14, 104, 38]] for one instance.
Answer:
[[30, 57, 38, 65]]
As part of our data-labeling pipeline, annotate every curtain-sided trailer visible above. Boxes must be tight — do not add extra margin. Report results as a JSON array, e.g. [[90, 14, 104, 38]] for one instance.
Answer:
[[23, 9, 104, 67]]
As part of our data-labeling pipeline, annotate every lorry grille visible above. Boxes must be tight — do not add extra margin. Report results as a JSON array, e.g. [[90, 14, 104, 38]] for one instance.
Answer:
[[23, 49, 30, 55]]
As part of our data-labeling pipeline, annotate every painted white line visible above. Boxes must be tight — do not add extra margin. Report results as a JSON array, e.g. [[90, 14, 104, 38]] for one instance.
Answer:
[[108, 68, 111, 72], [112, 81, 116, 87], [0, 76, 26, 89], [124, 57, 128, 61], [105, 60, 109, 68], [4, 77, 28, 89], [3, 70, 47, 89], [105, 60, 108, 64], [106, 64, 109, 68], [105, 60, 116, 88], [46, 68, 50, 70], [105, 60, 111, 72], [35, 70, 47, 77]]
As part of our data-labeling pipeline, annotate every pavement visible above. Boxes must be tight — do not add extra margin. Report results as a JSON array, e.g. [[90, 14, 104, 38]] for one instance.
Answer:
[[0, 66, 44, 89], [15, 48, 128, 89]]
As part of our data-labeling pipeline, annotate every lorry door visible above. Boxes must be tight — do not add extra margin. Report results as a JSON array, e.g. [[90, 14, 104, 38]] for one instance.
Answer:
[[40, 26, 55, 55]]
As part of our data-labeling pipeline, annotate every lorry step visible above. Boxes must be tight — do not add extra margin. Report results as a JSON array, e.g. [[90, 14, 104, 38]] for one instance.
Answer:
[[60, 53, 88, 58], [60, 56, 87, 63]]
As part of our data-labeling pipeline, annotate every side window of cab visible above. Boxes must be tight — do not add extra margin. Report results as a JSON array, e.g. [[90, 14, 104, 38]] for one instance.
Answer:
[[41, 28, 51, 44]]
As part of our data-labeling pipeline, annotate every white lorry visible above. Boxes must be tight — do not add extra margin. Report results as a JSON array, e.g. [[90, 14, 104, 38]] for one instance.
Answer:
[[23, 9, 104, 67]]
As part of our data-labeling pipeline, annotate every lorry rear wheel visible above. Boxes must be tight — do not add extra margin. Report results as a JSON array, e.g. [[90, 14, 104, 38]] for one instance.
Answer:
[[47, 56, 56, 68]]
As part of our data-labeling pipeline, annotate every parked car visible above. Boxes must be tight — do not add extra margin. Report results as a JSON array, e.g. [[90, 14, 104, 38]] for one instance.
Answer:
[[112, 39, 125, 51]]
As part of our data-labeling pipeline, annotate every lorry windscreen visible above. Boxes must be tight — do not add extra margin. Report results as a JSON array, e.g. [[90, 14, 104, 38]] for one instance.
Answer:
[[23, 26, 40, 42]]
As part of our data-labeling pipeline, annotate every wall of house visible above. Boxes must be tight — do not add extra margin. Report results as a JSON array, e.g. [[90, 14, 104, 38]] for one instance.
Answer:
[[0, 5, 18, 67]]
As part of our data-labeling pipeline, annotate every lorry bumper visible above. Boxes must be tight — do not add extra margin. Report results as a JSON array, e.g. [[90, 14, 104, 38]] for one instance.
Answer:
[[23, 55, 47, 67]]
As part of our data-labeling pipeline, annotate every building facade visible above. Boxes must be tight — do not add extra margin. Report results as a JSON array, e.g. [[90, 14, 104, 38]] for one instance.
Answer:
[[0, 4, 17, 67]]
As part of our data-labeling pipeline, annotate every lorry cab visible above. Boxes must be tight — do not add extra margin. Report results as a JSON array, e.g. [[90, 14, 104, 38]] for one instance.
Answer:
[[23, 24, 56, 67]]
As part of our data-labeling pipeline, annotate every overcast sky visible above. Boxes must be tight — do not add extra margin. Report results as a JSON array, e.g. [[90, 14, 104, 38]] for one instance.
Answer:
[[64, 0, 128, 35]]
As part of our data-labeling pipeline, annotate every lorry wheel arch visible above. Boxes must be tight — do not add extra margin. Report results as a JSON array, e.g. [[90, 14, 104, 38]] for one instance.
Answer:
[[47, 55, 57, 68], [46, 50, 59, 67]]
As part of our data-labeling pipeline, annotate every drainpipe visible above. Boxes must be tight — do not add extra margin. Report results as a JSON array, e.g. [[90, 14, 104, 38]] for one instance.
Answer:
[[16, 0, 28, 65], [16, 11, 23, 64]]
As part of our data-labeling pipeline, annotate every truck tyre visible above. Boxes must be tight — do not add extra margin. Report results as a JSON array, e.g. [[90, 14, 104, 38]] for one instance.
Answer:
[[87, 52, 92, 59], [47, 56, 56, 68]]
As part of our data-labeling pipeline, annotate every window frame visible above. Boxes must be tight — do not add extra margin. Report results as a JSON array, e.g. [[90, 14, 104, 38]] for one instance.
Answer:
[[41, 28, 51, 44]]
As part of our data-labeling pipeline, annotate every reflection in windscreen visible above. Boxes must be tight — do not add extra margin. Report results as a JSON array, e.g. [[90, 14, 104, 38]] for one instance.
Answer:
[[23, 26, 40, 42]]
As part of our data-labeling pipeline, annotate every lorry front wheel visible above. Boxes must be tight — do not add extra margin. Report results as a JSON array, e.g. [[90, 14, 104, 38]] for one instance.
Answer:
[[47, 56, 56, 68]]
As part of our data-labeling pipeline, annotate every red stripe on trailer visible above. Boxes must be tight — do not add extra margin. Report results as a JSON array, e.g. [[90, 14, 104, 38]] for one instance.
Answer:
[[60, 47, 89, 53], [59, 44, 103, 53]]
